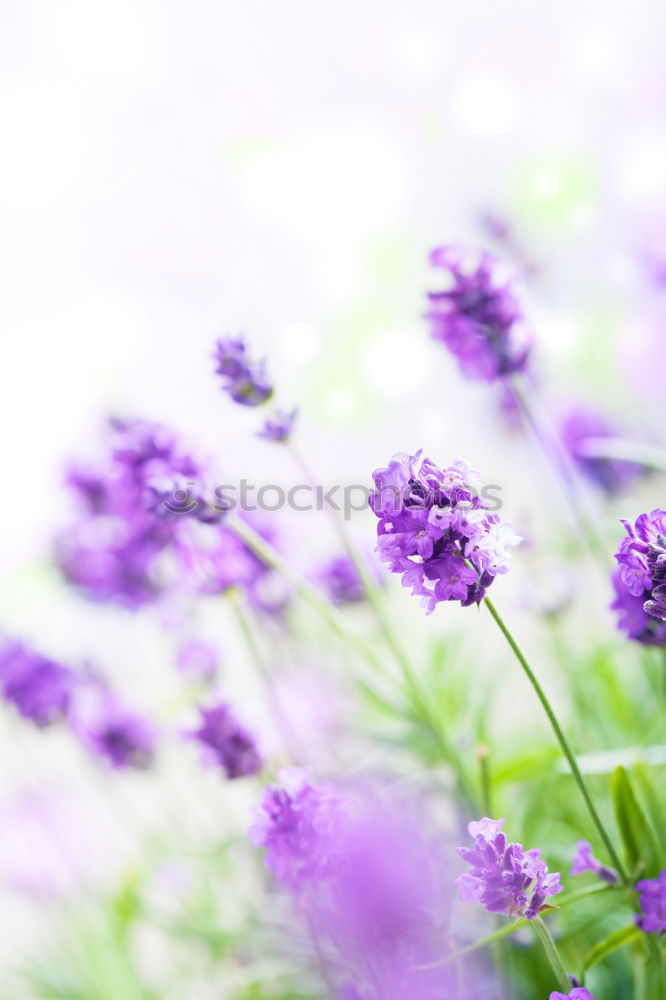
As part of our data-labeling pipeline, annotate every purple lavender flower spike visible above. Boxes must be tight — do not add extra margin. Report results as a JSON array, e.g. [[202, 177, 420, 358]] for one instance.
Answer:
[[425, 245, 532, 382], [550, 990, 594, 1000], [559, 406, 647, 494], [611, 510, 666, 646], [456, 817, 563, 920], [369, 452, 521, 613], [213, 336, 273, 406], [0, 641, 74, 727], [635, 870, 666, 935], [250, 768, 344, 888], [189, 702, 261, 779], [315, 554, 369, 606], [57, 417, 217, 608], [257, 408, 298, 443], [570, 840, 618, 885], [73, 686, 156, 770]]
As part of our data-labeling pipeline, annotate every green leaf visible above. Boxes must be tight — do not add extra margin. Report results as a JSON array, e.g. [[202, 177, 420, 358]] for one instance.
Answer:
[[611, 766, 661, 877], [581, 923, 641, 975], [633, 763, 666, 859]]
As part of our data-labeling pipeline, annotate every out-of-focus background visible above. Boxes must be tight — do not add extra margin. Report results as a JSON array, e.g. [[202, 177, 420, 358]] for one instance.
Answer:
[[1, 2, 665, 996]]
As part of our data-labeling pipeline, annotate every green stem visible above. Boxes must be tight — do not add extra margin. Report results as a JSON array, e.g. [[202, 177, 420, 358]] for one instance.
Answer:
[[288, 443, 476, 804], [484, 596, 628, 883], [532, 916, 570, 993], [226, 516, 382, 671]]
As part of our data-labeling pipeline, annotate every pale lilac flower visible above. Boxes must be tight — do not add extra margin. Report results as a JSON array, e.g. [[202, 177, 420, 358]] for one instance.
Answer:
[[0, 641, 74, 727], [73, 686, 156, 770], [213, 336, 273, 406], [257, 408, 297, 443], [635, 870, 666, 935], [570, 840, 618, 885], [176, 641, 219, 680], [456, 817, 562, 920], [425, 245, 532, 382]]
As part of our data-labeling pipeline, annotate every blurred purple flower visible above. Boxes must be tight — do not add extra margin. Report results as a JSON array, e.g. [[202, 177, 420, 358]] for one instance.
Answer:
[[635, 870, 666, 935], [176, 640, 219, 680], [213, 336, 273, 406], [369, 452, 521, 613], [0, 641, 73, 727], [550, 990, 594, 1000], [425, 245, 532, 382], [559, 406, 647, 494], [257, 408, 297, 443], [73, 682, 156, 770], [188, 702, 261, 779], [612, 510, 666, 646], [56, 417, 217, 608], [252, 774, 480, 999], [570, 840, 618, 885], [315, 554, 366, 606], [456, 818, 562, 920]]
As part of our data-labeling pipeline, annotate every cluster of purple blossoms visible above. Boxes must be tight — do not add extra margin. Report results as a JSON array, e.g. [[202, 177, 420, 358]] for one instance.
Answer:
[[213, 336, 273, 406], [611, 509, 666, 646], [559, 406, 647, 494], [570, 840, 618, 885], [188, 702, 261, 779], [56, 418, 216, 608], [635, 870, 666, 935], [456, 818, 563, 920], [425, 245, 532, 382], [369, 452, 521, 614], [0, 641, 73, 727], [315, 554, 366, 606], [257, 408, 298, 443], [252, 774, 477, 1000]]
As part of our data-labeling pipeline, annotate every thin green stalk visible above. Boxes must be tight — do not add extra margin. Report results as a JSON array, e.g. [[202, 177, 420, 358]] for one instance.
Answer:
[[226, 515, 381, 670], [287, 443, 476, 804], [532, 916, 570, 993], [484, 596, 628, 883]]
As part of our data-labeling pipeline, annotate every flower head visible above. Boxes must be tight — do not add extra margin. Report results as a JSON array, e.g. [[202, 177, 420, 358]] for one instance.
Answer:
[[56, 417, 216, 608], [315, 554, 366, 606], [257, 408, 297, 443], [188, 702, 261, 779], [0, 641, 73, 727], [456, 817, 562, 920], [369, 451, 521, 613], [176, 640, 219, 680], [570, 840, 618, 885], [559, 406, 647, 494], [250, 768, 345, 888], [73, 685, 156, 770], [635, 870, 666, 935], [425, 245, 532, 382], [612, 510, 666, 646], [213, 336, 273, 406]]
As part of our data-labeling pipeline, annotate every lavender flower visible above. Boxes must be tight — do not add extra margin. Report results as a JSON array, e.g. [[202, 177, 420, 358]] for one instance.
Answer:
[[559, 406, 647, 494], [0, 641, 73, 727], [56, 417, 214, 608], [550, 990, 594, 1000], [73, 687, 156, 770], [189, 702, 261, 779], [635, 870, 666, 935], [570, 840, 618, 885], [425, 245, 532, 382], [213, 336, 273, 406], [250, 769, 345, 888], [456, 818, 562, 920], [316, 554, 365, 605], [252, 775, 474, 999], [369, 452, 521, 613], [257, 408, 297, 443], [611, 510, 666, 646]]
